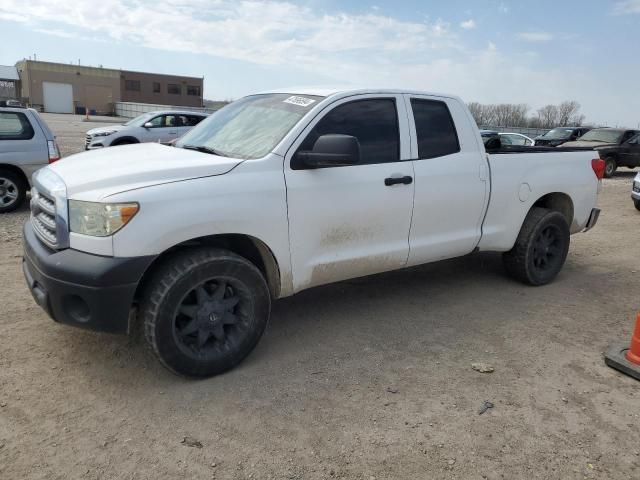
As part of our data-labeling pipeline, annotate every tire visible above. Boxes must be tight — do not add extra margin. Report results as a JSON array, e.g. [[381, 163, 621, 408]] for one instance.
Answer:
[[140, 248, 271, 378], [604, 157, 617, 178], [635, 199, 640, 212], [503, 207, 570, 286], [0, 169, 27, 213]]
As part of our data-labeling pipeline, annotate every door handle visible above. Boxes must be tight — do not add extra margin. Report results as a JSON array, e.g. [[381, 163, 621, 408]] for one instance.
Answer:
[[384, 175, 413, 186]]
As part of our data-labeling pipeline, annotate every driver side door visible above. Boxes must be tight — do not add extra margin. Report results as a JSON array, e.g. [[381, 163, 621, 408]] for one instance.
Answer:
[[139, 114, 179, 143], [284, 95, 415, 292]]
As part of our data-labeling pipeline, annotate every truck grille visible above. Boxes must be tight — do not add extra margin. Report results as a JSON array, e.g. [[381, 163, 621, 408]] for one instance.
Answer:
[[31, 188, 59, 248]]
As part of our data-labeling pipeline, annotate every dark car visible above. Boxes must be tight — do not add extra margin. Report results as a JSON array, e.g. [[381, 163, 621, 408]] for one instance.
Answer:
[[535, 127, 591, 147], [560, 128, 640, 177]]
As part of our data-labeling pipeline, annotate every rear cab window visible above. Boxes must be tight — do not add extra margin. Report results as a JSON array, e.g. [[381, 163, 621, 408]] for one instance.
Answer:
[[0, 112, 35, 140], [410, 99, 460, 159]]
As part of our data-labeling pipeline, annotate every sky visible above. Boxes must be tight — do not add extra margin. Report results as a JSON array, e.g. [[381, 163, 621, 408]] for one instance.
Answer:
[[1, 0, 640, 127]]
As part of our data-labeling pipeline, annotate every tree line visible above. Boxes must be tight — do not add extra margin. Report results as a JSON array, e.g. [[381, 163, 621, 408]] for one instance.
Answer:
[[467, 101, 586, 129]]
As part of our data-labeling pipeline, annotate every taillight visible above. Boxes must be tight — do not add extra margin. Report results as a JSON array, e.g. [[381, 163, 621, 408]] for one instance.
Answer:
[[591, 158, 605, 180], [47, 140, 61, 163]]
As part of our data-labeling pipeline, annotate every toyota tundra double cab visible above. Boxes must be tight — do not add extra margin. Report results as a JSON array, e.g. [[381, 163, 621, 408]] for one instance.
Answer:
[[23, 89, 602, 377]]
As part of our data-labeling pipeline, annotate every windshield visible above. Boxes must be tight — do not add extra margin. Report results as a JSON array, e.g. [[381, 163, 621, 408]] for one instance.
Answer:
[[176, 94, 324, 159], [541, 128, 574, 140], [577, 129, 623, 143], [123, 113, 153, 126]]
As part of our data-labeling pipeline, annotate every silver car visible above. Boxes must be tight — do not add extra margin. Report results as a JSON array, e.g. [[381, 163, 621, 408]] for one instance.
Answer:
[[85, 110, 208, 149], [0, 107, 60, 213]]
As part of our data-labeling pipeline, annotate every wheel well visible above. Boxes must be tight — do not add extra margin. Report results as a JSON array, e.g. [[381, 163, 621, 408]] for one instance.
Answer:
[[532, 192, 574, 226], [111, 136, 140, 146], [135, 234, 281, 301], [0, 164, 30, 188]]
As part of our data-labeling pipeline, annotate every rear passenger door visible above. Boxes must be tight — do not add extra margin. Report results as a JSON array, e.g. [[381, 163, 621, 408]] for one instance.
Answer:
[[405, 95, 489, 266]]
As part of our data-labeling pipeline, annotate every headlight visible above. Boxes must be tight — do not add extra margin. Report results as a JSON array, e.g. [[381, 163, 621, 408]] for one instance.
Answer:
[[69, 200, 139, 236], [91, 130, 117, 137]]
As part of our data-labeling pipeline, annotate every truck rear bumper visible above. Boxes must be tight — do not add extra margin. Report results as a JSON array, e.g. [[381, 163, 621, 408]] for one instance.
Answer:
[[22, 221, 155, 334], [583, 208, 600, 232]]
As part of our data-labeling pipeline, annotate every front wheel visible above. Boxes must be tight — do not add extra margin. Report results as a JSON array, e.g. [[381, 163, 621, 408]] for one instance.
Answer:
[[503, 207, 570, 286], [634, 199, 640, 212], [604, 157, 617, 178], [141, 248, 271, 378]]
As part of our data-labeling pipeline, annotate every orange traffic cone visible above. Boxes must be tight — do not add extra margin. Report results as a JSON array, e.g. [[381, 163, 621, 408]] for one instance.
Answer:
[[605, 312, 640, 381], [626, 313, 640, 364]]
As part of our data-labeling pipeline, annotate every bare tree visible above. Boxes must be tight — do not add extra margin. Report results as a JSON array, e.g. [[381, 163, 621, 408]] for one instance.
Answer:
[[536, 105, 559, 128], [557, 101, 583, 126], [467, 100, 586, 129]]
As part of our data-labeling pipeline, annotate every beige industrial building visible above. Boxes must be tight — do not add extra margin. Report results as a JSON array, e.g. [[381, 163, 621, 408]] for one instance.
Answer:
[[14, 60, 204, 115]]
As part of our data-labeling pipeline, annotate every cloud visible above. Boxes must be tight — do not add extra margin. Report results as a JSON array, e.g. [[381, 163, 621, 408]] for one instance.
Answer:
[[460, 19, 476, 30], [517, 31, 554, 42], [0, 0, 637, 126], [612, 0, 640, 14], [0, 0, 457, 66]]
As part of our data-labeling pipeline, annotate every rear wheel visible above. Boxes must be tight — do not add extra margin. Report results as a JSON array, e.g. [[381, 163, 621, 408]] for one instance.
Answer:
[[0, 170, 27, 213], [604, 157, 617, 178], [503, 207, 570, 286], [141, 248, 271, 378]]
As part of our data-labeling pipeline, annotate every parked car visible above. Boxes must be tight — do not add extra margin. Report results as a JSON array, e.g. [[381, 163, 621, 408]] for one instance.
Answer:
[[595, 132, 640, 177], [632, 172, 640, 211], [499, 132, 535, 146], [560, 128, 640, 177], [0, 106, 60, 213], [85, 110, 208, 149], [23, 88, 602, 378], [535, 127, 591, 147], [480, 129, 499, 144]]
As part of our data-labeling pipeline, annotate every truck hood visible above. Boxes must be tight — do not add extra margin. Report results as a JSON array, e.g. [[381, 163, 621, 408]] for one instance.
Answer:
[[49, 143, 243, 199], [560, 140, 615, 148], [86, 124, 128, 135]]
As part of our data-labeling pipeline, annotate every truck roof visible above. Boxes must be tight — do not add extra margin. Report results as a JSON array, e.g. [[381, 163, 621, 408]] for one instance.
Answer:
[[259, 87, 460, 100]]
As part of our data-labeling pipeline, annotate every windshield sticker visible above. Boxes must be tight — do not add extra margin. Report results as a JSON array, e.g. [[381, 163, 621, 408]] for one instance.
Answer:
[[283, 96, 316, 107]]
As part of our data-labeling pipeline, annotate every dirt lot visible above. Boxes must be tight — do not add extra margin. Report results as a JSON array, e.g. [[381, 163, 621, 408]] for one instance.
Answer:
[[1, 114, 639, 479]]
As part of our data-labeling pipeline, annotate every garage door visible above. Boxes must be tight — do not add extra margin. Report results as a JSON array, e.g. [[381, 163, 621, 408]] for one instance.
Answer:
[[43, 82, 73, 114]]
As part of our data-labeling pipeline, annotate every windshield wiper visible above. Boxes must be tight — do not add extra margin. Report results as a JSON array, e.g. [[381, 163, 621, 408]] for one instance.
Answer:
[[182, 144, 226, 156]]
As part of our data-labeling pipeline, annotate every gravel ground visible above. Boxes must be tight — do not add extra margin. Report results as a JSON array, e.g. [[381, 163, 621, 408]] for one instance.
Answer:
[[1, 114, 639, 479]]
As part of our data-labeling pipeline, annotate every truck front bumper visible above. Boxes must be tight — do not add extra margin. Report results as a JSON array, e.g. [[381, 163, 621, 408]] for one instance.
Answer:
[[22, 221, 155, 334]]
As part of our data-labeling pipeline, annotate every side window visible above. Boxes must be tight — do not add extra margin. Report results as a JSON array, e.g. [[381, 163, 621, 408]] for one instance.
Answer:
[[0, 112, 35, 140], [623, 131, 636, 142], [296, 98, 400, 166], [147, 116, 164, 128], [410, 99, 460, 159], [190, 115, 205, 125], [628, 135, 639, 145], [165, 115, 177, 127]]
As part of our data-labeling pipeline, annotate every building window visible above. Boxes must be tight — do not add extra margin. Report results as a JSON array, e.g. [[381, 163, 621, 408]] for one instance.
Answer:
[[153, 82, 161, 93], [187, 85, 201, 96], [168, 84, 181, 95], [125, 80, 141, 92]]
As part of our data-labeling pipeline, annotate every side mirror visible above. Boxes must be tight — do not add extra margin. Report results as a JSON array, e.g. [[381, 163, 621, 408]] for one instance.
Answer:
[[143, 122, 153, 129], [294, 134, 360, 169]]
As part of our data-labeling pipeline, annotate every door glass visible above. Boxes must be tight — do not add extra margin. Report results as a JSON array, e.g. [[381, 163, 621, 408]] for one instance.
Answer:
[[296, 98, 400, 166], [148, 116, 164, 128], [410, 99, 460, 159]]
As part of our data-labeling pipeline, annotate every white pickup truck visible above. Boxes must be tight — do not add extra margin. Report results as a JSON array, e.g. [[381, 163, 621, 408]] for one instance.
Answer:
[[23, 89, 603, 377]]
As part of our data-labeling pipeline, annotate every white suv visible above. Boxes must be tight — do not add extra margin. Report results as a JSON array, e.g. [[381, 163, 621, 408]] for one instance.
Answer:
[[85, 110, 208, 149]]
